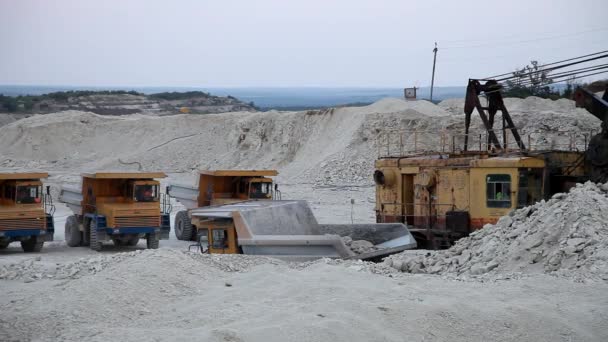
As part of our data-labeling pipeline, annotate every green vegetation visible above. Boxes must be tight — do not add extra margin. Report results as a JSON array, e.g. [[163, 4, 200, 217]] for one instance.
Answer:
[[45, 90, 142, 102], [0, 90, 143, 112], [0, 94, 18, 112], [0, 89, 255, 113], [148, 91, 211, 100]]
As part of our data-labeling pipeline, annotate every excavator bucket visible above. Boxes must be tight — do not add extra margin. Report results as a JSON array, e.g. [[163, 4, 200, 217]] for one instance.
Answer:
[[190, 200, 416, 260]]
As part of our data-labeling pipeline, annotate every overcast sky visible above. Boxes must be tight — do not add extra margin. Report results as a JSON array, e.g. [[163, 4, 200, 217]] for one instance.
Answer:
[[1, 0, 606, 87]]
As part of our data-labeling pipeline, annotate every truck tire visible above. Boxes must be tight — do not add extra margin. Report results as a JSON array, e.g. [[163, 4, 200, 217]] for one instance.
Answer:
[[146, 233, 159, 249], [65, 215, 81, 247], [89, 220, 102, 252], [126, 237, 140, 246], [21, 236, 43, 253], [0, 240, 10, 249], [174, 211, 193, 241], [81, 218, 90, 247]]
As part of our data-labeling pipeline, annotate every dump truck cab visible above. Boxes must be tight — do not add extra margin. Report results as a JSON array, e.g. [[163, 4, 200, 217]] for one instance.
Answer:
[[198, 170, 279, 206], [168, 170, 280, 240], [0, 172, 55, 252], [59, 172, 171, 251]]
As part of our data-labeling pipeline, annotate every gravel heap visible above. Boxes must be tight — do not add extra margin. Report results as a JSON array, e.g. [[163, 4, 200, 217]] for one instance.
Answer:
[[384, 182, 608, 281], [0, 249, 283, 283]]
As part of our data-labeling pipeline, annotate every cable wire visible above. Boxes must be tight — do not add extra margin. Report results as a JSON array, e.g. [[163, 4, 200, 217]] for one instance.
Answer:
[[483, 50, 608, 80]]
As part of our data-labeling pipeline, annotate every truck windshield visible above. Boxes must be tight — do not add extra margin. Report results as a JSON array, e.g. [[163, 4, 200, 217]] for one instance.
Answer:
[[249, 182, 272, 199], [134, 184, 159, 202], [16, 185, 42, 204]]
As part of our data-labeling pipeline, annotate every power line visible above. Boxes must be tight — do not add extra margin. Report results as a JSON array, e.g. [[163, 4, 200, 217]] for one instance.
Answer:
[[483, 69, 608, 95], [498, 62, 608, 84], [512, 66, 608, 87], [484, 50, 608, 80], [440, 27, 608, 45], [442, 27, 608, 50]]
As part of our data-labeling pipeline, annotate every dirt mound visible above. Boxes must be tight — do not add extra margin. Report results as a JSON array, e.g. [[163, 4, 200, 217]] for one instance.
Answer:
[[385, 182, 608, 281], [0, 249, 282, 282]]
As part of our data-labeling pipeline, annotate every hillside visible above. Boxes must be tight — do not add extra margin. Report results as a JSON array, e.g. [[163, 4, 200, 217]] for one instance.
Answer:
[[0, 96, 599, 186], [0, 90, 256, 115]]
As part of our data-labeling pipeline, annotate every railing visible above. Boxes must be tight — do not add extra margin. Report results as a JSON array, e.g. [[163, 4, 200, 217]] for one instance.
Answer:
[[378, 202, 458, 229], [377, 128, 597, 158], [160, 193, 172, 214], [43, 193, 56, 217]]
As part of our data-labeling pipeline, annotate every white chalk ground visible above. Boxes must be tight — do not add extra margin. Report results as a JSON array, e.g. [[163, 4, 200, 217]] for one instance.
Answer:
[[1, 97, 607, 341]]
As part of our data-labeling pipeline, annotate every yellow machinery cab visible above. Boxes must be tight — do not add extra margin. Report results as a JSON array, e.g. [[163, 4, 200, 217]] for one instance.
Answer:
[[59, 172, 171, 251], [198, 170, 279, 206], [375, 151, 586, 249], [0, 172, 55, 252]]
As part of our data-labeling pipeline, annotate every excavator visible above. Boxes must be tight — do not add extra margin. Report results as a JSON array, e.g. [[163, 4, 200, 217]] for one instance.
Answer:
[[374, 79, 607, 249]]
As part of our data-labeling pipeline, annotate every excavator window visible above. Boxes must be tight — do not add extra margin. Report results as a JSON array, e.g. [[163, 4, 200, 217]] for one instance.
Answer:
[[517, 169, 543, 208], [486, 174, 511, 208]]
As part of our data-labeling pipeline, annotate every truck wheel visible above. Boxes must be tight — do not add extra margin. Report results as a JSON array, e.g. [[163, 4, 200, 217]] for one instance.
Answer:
[[82, 218, 90, 247], [89, 220, 102, 252], [146, 233, 159, 249], [174, 211, 193, 241], [65, 215, 81, 247], [126, 237, 140, 246], [21, 236, 43, 253], [0, 240, 10, 249]]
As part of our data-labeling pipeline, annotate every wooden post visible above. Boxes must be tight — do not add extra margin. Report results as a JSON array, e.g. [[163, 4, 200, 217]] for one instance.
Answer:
[[430, 42, 438, 102]]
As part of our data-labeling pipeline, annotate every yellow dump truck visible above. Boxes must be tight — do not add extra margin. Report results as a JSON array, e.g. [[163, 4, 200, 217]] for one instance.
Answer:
[[169, 170, 417, 260], [0, 172, 55, 252], [168, 170, 280, 240], [59, 172, 171, 251]]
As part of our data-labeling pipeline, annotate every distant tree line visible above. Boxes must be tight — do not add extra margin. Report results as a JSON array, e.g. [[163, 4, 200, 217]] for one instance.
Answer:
[[0, 89, 256, 113], [148, 91, 212, 100], [0, 90, 143, 112]]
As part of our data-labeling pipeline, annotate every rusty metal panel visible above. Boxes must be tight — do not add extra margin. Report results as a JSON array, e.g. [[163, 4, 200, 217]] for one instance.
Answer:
[[399, 166, 420, 174]]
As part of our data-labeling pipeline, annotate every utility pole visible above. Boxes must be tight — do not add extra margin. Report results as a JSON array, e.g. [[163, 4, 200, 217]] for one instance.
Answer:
[[430, 42, 438, 102]]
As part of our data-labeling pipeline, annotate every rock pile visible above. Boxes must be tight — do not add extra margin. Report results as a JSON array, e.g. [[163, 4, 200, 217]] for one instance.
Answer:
[[0, 249, 283, 283], [385, 182, 608, 281], [340, 236, 384, 254]]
